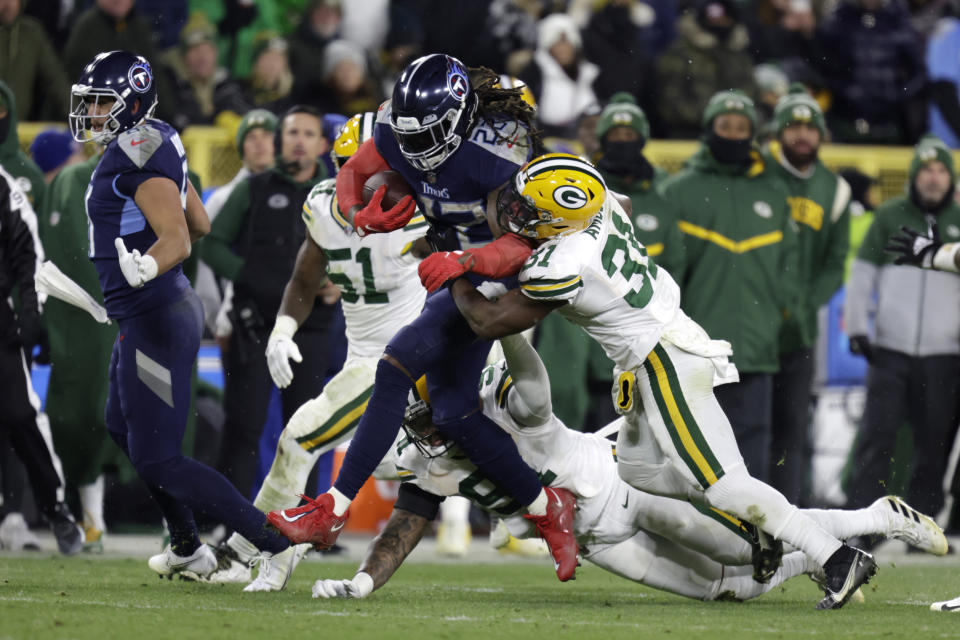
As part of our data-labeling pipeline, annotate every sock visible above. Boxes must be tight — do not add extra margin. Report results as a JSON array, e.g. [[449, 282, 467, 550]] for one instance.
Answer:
[[329, 487, 352, 517], [714, 550, 808, 601], [705, 469, 842, 566], [527, 490, 548, 517], [252, 433, 318, 514], [333, 358, 412, 499], [78, 475, 106, 533], [227, 531, 259, 564], [441, 495, 471, 524], [801, 506, 889, 541]]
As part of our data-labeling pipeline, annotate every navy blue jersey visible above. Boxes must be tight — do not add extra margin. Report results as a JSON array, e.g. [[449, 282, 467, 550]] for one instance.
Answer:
[[85, 119, 192, 318], [373, 102, 534, 250]]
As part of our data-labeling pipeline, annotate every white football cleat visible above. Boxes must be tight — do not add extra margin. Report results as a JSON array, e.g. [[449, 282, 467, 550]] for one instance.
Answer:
[[148, 544, 217, 578], [243, 544, 308, 592], [872, 495, 948, 555], [183, 542, 251, 583], [931, 595, 960, 612], [436, 521, 471, 557], [0, 512, 41, 551]]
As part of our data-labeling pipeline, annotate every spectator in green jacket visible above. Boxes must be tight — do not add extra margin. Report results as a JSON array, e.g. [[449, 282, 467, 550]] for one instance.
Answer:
[[0, 0, 69, 121], [663, 89, 797, 482], [763, 85, 851, 505]]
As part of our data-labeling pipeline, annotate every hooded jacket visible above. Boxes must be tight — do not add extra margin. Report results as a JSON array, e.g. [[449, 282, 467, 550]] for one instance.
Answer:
[[0, 80, 46, 210], [0, 0, 70, 121], [663, 145, 797, 373]]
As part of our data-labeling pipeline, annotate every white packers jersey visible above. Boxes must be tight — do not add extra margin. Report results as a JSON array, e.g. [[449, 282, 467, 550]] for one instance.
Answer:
[[518, 197, 681, 373], [302, 179, 427, 359], [389, 358, 626, 542]]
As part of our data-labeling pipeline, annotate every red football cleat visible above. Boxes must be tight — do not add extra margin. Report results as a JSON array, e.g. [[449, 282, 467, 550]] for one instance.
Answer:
[[524, 487, 579, 581], [266, 493, 349, 551]]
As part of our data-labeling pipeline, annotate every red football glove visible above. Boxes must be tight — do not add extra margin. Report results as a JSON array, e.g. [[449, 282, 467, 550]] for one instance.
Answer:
[[352, 185, 416, 237], [417, 234, 536, 292], [419, 251, 471, 292]]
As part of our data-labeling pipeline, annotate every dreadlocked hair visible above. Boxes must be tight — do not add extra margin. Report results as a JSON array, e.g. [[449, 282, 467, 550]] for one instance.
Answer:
[[468, 66, 545, 156]]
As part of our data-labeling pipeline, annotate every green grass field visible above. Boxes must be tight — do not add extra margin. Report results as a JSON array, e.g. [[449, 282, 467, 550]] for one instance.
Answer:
[[2, 554, 959, 640]]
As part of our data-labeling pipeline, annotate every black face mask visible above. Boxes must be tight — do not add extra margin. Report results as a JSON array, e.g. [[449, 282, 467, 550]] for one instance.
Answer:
[[598, 140, 654, 181], [0, 114, 9, 146], [706, 132, 753, 167]]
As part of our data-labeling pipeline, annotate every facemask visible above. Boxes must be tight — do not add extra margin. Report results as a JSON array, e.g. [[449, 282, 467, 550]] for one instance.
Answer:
[[706, 132, 753, 167], [598, 140, 654, 181]]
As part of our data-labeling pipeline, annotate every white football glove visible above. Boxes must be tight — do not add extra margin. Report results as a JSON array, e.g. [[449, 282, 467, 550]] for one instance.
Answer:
[[115, 237, 158, 288], [312, 572, 374, 599], [265, 315, 302, 388]]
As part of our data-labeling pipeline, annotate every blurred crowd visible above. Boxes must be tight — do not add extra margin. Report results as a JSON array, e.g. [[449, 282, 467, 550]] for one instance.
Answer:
[[1, 0, 960, 556], [2, 0, 960, 146]]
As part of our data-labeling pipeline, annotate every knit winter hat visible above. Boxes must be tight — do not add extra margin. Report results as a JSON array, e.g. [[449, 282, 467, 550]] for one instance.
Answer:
[[774, 83, 825, 135], [30, 130, 78, 173], [909, 134, 955, 184], [596, 92, 650, 141], [235, 109, 278, 154], [701, 89, 757, 131]]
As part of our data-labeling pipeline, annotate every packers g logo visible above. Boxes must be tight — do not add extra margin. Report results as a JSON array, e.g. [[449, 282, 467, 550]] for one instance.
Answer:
[[791, 105, 812, 121], [128, 63, 152, 93], [553, 185, 588, 209]]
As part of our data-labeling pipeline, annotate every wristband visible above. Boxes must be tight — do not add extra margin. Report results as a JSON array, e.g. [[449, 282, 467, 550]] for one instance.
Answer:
[[933, 243, 960, 273], [353, 571, 374, 597], [271, 314, 298, 340]]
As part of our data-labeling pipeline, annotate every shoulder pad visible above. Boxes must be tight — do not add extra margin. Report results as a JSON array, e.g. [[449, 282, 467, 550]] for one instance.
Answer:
[[376, 100, 392, 125], [519, 238, 583, 301], [117, 124, 164, 168]]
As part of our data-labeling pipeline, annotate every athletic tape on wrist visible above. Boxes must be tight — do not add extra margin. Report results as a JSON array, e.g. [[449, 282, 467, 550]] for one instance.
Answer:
[[933, 243, 960, 273]]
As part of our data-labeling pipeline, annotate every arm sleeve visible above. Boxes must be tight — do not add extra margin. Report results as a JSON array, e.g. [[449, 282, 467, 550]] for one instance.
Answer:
[[200, 180, 250, 281], [465, 233, 536, 279], [393, 482, 443, 521], [843, 258, 878, 338], [500, 334, 552, 427], [336, 138, 391, 214]]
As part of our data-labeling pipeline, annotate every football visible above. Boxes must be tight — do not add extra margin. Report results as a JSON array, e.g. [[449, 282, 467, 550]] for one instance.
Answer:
[[362, 171, 416, 209]]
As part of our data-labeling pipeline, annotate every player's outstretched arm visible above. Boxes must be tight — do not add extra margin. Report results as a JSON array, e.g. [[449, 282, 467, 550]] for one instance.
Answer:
[[450, 278, 563, 340], [885, 223, 960, 273], [184, 180, 210, 242], [418, 233, 536, 293], [499, 334, 552, 427], [266, 236, 330, 388], [312, 507, 431, 599]]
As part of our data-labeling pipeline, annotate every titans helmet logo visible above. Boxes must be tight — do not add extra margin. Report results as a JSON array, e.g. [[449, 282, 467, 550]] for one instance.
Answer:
[[447, 61, 468, 102], [128, 63, 153, 93]]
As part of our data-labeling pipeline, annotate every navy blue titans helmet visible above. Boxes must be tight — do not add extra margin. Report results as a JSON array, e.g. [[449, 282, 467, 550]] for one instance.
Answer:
[[390, 53, 477, 172], [69, 50, 158, 144]]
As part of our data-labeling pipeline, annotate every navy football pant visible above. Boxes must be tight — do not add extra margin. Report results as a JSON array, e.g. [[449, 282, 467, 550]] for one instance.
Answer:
[[334, 285, 542, 505], [105, 291, 287, 555]]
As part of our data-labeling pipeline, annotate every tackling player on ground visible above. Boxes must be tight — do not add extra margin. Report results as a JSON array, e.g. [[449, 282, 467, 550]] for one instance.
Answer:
[[311, 333, 946, 601], [69, 50, 292, 577], [268, 54, 580, 580], [426, 152, 879, 609]]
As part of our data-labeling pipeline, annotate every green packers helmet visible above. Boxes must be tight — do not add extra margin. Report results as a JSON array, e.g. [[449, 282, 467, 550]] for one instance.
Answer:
[[497, 153, 606, 239]]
